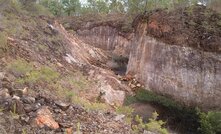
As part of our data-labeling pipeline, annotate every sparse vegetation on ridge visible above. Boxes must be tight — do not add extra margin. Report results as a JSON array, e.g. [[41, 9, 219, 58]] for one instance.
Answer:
[[6, 59, 59, 85], [6, 59, 34, 76]]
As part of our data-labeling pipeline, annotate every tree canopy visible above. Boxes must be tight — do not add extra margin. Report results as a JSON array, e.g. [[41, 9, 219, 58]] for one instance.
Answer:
[[34, 0, 221, 16]]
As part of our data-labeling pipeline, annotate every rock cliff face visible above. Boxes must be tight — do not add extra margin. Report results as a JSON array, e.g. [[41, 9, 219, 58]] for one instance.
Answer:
[[76, 25, 133, 57], [62, 7, 221, 110], [127, 23, 221, 110]]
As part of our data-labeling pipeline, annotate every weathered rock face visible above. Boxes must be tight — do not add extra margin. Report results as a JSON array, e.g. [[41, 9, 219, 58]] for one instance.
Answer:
[[61, 8, 221, 110], [88, 68, 129, 106], [53, 21, 108, 67], [77, 25, 133, 57], [127, 23, 221, 110]]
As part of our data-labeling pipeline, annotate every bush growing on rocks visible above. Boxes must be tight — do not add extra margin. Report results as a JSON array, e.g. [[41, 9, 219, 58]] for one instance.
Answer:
[[198, 111, 221, 134], [6, 59, 59, 85], [17, 66, 59, 85], [132, 112, 168, 134], [115, 106, 134, 123]]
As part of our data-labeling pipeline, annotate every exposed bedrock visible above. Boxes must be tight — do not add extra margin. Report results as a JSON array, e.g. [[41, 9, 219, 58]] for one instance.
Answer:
[[76, 25, 133, 57], [69, 13, 221, 110], [127, 23, 221, 110]]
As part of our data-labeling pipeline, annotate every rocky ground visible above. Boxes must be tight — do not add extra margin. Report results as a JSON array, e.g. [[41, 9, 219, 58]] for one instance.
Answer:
[[0, 1, 135, 133], [0, 80, 131, 133]]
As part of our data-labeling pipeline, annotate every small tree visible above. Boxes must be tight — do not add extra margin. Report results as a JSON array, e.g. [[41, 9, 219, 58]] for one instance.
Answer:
[[39, 0, 63, 16], [198, 111, 221, 134], [62, 0, 81, 16], [87, 0, 110, 14], [132, 112, 168, 134], [109, 0, 125, 13]]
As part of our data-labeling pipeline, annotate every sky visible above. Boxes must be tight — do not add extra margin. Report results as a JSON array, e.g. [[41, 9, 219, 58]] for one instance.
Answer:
[[80, 0, 87, 5]]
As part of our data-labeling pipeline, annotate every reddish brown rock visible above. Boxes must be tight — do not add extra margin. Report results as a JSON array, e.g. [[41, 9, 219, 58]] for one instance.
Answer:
[[65, 127, 73, 134], [35, 107, 59, 129]]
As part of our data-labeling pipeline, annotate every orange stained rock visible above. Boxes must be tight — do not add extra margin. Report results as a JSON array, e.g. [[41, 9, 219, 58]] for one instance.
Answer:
[[35, 107, 59, 129], [66, 127, 73, 134]]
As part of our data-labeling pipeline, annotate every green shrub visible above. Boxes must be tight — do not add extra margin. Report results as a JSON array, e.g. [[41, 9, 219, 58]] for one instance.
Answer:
[[6, 59, 59, 84], [198, 111, 221, 134], [65, 90, 75, 101], [6, 59, 34, 76], [18, 66, 59, 84], [72, 96, 108, 111], [146, 112, 168, 134], [115, 106, 134, 124], [116, 106, 134, 117], [10, 0, 22, 12], [207, 112, 221, 132], [124, 95, 138, 105], [132, 112, 168, 134], [135, 89, 182, 110]]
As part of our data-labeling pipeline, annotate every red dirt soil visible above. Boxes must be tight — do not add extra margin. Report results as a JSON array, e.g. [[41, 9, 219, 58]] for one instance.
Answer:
[[134, 5, 221, 53]]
